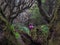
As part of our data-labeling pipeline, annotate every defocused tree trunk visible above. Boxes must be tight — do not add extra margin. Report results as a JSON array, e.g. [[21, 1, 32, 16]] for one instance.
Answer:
[[49, 3, 60, 45], [0, 0, 34, 45], [37, 0, 60, 45], [0, 15, 19, 45]]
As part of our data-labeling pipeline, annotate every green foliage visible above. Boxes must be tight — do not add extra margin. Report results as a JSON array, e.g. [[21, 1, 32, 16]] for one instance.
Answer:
[[10, 24, 20, 39], [29, 4, 40, 19], [14, 23, 30, 35], [41, 25, 49, 33], [29, 3, 43, 25], [15, 32, 20, 39], [41, 25, 49, 38], [18, 26, 30, 35], [41, 0, 46, 3]]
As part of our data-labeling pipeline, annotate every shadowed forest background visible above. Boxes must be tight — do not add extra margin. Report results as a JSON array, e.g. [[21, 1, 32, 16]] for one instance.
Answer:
[[0, 0, 60, 45]]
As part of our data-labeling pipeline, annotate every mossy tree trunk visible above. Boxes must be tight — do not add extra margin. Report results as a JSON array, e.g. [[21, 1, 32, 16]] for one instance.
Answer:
[[0, 14, 20, 45], [37, 0, 60, 45], [49, 1, 60, 45]]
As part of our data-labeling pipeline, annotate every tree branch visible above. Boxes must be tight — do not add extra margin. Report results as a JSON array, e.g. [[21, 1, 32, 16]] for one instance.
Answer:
[[10, 0, 34, 23], [37, 0, 50, 23], [0, 7, 6, 19]]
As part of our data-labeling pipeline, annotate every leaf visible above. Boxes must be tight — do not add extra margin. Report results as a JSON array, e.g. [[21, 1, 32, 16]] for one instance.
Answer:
[[18, 26, 30, 35], [14, 32, 20, 39], [10, 24, 20, 39], [41, 0, 46, 3], [41, 25, 49, 34]]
